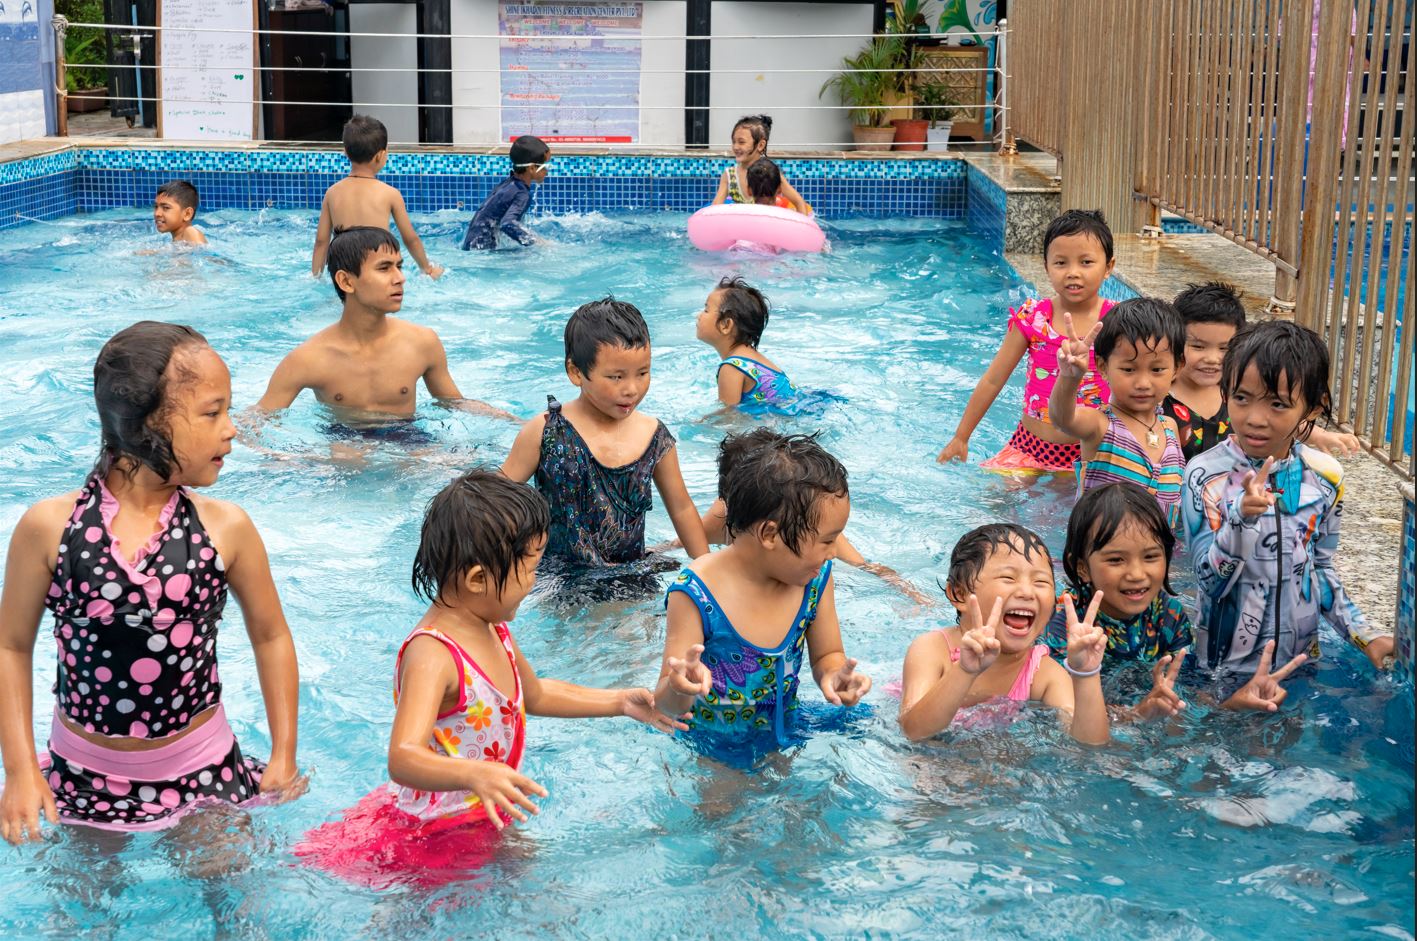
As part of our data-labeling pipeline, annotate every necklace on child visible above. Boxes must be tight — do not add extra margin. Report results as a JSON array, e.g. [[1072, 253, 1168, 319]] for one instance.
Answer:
[[1117, 406, 1162, 447]]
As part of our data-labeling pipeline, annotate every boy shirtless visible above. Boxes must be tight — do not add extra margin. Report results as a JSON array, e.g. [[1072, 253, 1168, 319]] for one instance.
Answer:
[[310, 115, 443, 279], [154, 180, 207, 245], [259, 226, 511, 427]]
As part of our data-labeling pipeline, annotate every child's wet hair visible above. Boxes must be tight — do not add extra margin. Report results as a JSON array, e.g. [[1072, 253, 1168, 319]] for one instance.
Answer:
[[1042, 208, 1114, 262], [93, 321, 209, 482], [327, 225, 400, 301], [713, 276, 770, 349], [1095, 296, 1185, 366], [732, 113, 773, 151], [944, 524, 1052, 609], [746, 158, 781, 201], [156, 180, 199, 212], [342, 114, 388, 164], [722, 432, 848, 554], [1063, 482, 1175, 595], [715, 426, 780, 497], [564, 296, 651, 375], [1174, 281, 1246, 330], [510, 134, 550, 168], [413, 469, 550, 604], [1221, 320, 1334, 433]]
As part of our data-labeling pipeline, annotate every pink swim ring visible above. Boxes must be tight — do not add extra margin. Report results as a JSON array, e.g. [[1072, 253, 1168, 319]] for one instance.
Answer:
[[687, 204, 826, 253]]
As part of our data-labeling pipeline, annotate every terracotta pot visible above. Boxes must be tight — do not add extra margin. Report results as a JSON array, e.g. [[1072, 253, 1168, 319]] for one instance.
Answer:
[[852, 125, 897, 152], [67, 88, 108, 114], [891, 118, 929, 151]]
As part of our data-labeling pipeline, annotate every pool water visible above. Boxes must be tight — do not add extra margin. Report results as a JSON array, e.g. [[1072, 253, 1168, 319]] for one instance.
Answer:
[[0, 208, 1411, 939]]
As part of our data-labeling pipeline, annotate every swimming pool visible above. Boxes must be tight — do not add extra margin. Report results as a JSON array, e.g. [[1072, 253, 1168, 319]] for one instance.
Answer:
[[0, 207, 1411, 939]]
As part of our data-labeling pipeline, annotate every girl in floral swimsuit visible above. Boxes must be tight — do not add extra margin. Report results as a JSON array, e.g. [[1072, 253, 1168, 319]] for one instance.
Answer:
[[297, 471, 680, 888], [938, 209, 1117, 473], [0, 322, 301, 843]]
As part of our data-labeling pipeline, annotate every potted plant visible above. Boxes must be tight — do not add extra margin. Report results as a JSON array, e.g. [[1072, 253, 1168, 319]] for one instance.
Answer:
[[819, 38, 905, 151], [57, 0, 108, 112], [916, 82, 957, 151]]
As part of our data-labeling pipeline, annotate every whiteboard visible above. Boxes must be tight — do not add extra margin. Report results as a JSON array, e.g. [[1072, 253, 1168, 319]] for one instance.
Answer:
[[159, 0, 255, 141]]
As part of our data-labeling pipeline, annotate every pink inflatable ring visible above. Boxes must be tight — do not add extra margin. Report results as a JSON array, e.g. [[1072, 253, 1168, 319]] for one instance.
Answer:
[[687, 204, 826, 253]]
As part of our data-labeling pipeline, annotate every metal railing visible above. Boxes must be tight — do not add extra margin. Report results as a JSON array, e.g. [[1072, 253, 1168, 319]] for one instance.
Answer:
[[49, 18, 1011, 152], [1010, 0, 1413, 478]]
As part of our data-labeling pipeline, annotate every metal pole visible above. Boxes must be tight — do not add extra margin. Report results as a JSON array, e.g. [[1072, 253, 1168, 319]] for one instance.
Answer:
[[52, 14, 69, 137], [996, 17, 1015, 154]]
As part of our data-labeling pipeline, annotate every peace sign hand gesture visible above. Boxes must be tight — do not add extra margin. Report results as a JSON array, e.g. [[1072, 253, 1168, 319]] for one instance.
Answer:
[[1058, 312, 1104, 380], [666, 644, 713, 700], [1239, 456, 1278, 518], [957, 595, 1004, 675], [1134, 652, 1187, 720], [1222, 641, 1308, 712], [1063, 590, 1107, 676]]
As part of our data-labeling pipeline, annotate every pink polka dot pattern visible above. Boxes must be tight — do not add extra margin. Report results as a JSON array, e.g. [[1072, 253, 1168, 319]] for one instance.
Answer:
[[38, 743, 264, 829], [45, 476, 227, 738]]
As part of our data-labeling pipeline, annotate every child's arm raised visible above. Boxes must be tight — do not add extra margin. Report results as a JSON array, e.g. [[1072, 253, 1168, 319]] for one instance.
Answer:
[[1047, 313, 1108, 446], [655, 593, 713, 718], [1036, 591, 1109, 744], [653, 446, 710, 558], [1182, 456, 1273, 603], [0, 499, 68, 844], [388, 635, 546, 829], [899, 596, 1001, 740], [1304, 425, 1362, 457], [937, 325, 1030, 463], [805, 575, 872, 706], [206, 499, 302, 797], [419, 330, 519, 421], [508, 636, 686, 732], [501, 414, 548, 484], [711, 169, 730, 206], [311, 197, 333, 277], [390, 190, 444, 279]]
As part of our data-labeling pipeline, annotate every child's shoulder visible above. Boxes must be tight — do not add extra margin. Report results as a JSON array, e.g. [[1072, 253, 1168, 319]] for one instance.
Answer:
[[905, 625, 953, 661], [1296, 442, 1344, 490], [15, 491, 80, 540]]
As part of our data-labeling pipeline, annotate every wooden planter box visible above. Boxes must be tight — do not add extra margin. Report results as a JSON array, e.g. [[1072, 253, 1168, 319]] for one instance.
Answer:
[[67, 88, 108, 114]]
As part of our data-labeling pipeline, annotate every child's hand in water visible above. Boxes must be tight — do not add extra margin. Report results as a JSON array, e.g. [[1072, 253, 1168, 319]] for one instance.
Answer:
[[1058, 312, 1104, 380], [1134, 652, 1187, 720], [937, 436, 969, 464], [666, 643, 713, 699], [957, 595, 1004, 675], [822, 658, 872, 706], [621, 688, 691, 733], [1239, 456, 1277, 518], [1063, 590, 1107, 676], [465, 761, 548, 831], [1222, 641, 1308, 712], [427, 264, 445, 279]]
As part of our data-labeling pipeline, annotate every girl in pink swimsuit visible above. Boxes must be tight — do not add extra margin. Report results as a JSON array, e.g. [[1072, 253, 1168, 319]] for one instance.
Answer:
[[296, 470, 683, 889], [938, 210, 1117, 473], [898, 524, 1112, 741], [0, 322, 301, 844]]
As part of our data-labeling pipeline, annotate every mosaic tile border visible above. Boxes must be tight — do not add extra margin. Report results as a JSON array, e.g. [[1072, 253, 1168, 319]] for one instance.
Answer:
[[1, 147, 972, 227]]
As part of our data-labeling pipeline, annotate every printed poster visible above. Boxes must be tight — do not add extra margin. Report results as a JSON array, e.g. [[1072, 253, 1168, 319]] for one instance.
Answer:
[[499, 2, 642, 144]]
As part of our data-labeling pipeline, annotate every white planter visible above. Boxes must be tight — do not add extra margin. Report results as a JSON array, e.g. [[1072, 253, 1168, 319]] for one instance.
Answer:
[[926, 122, 953, 152]]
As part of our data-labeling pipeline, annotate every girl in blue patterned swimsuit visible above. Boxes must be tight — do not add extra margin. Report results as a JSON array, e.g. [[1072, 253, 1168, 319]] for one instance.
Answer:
[[696, 277, 800, 411], [654, 434, 871, 750]]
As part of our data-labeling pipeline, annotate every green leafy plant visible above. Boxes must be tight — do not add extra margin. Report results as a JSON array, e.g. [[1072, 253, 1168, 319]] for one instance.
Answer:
[[56, 0, 108, 93], [818, 37, 907, 128], [915, 81, 958, 127]]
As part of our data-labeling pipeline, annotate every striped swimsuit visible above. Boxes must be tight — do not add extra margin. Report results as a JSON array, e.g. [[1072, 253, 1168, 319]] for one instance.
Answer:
[[1077, 405, 1185, 526]]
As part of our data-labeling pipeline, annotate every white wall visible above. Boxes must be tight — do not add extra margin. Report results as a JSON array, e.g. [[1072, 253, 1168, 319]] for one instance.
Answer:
[[709, 2, 871, 150], [640, 1, 685, 146], [349, 4, 419, 145]]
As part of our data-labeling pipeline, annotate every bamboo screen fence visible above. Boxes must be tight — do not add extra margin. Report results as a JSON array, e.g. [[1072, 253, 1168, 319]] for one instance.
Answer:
[[1009, 0, 1413, 476]]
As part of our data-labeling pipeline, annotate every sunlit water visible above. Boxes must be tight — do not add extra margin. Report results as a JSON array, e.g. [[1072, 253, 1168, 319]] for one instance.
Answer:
[[0, 208, 1411, 939]]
